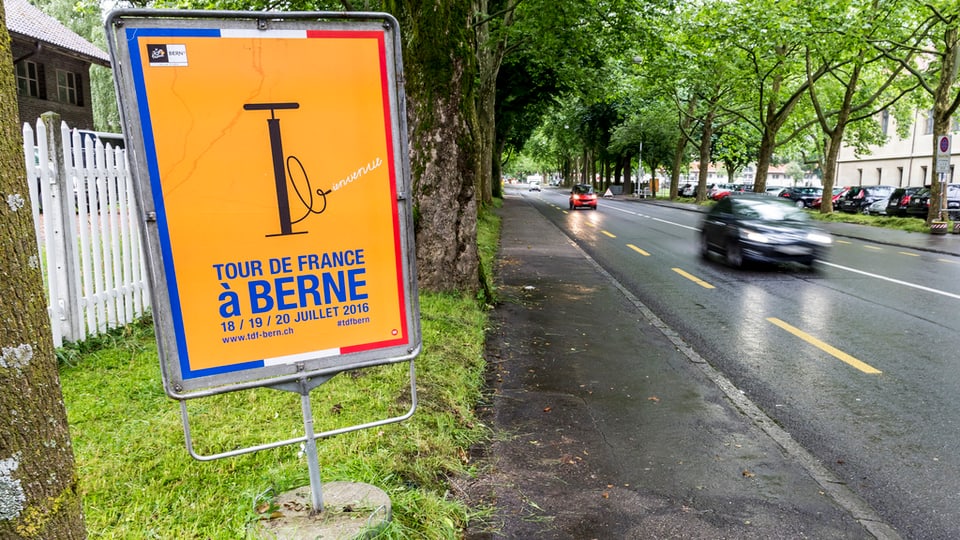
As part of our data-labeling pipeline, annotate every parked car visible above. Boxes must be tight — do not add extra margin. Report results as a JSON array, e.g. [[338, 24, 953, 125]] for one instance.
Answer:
[[811, 186, 851, 209], [905, 184, 960, 220], [867, 199, 887, 215], [708, 183, 737, 200], [528, 181, 541, 192], [765, 186, 786, 196], [885, 186, 922, 217], [839, 185, 895, 213], [569, 184, 598, 210], [699, 194, 833, 268], [778, 186, 823, 208]]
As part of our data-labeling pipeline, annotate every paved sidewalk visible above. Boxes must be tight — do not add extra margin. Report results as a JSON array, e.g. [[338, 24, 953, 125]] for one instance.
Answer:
[[463, 195, 899, 539]]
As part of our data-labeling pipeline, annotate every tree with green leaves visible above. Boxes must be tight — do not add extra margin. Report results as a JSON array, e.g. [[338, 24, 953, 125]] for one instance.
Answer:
[[1, 5, 87, 538], [873, 0, 960, 223], [713, 122, 759, 185], [802, 0, 918, 213], [717, 0, 827, 194], [483, 0, 655, 203]]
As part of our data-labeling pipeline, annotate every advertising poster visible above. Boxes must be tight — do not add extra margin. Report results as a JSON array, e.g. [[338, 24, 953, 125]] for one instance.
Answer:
[[110, 14, 417, 394]]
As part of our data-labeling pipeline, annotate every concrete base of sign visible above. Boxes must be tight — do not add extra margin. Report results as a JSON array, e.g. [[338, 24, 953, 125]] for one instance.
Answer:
[[250, 481, 391, 539]]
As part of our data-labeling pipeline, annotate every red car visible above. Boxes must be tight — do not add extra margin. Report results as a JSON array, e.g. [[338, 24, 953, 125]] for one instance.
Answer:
[[569, 184, 598, 210], [708, 183, 737, 200], [811, 186, 851, 209]]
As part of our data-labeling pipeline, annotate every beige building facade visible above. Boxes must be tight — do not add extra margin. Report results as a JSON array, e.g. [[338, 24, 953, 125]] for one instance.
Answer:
[[836, 110, 959, 188]]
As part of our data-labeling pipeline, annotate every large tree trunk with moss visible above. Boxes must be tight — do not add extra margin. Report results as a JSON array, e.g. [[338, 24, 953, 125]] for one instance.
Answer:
[[389, 1, 481, 292], [0, 11, 87, 539]]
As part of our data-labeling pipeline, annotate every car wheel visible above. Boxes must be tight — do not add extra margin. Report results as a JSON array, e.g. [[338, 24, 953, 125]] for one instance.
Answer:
[[569, 202, 574, 210], [725, 241, 743, 268], [795, 200, 805, 208], [860, 206, 870, 215], [700, 234, 711, 258]]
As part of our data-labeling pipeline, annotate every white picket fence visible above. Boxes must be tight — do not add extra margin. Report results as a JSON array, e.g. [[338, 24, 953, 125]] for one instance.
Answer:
[[23, 114, 151, 347]]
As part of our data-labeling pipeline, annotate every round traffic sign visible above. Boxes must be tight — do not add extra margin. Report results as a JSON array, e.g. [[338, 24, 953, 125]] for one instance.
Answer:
[[940, 136, 950, 153]]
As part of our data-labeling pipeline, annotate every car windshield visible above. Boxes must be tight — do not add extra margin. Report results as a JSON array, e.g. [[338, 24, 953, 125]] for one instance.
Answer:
[[574, 185, 594, 194], [732, 198, 808, 222]]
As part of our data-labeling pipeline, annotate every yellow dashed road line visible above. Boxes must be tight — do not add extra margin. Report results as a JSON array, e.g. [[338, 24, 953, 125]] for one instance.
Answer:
[[602, 230, 616, 238], [627, 244, 650, 256], [672, 268, 715, 289], [766, 317, 882, 374]]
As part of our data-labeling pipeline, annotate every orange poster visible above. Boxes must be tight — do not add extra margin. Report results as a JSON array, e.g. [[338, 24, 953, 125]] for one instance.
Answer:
[[120, 23, 415, 387]]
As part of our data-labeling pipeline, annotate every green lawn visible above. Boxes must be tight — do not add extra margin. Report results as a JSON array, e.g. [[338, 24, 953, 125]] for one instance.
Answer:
[[60, 204, 502, 539]]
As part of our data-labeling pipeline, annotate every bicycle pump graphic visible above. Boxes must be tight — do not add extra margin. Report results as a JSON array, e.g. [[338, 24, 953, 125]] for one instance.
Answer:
[[244, 102, 332, 237]]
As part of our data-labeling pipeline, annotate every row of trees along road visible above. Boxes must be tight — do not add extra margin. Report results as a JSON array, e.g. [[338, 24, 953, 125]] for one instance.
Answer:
[[1, 0, 957, 536], [523, 0, 958, 222]]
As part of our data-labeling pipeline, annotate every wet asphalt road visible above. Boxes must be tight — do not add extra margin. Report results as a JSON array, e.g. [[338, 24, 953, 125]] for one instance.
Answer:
[[529, 187, 960, 539], [464, 191, 924, 538]]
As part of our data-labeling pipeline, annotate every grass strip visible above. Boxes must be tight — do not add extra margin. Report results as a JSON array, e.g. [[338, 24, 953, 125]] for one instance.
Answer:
[[60, 205, 502, 539]]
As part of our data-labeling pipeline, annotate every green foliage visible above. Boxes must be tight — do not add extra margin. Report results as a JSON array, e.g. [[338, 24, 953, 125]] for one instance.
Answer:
[[61, 289, 490, 538], [809, 210, 933, 233]]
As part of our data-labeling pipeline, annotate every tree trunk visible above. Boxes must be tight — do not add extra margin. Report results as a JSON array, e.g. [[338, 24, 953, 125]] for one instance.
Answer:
[[475, 0, 495, 207], [474, 0, 513, 207], [389, 1, 481, 293], [0, 10, 87, 538], [754, 129, 775, 194], [697, 108, 716, 200], [820, 134, 842, 213], [624, 157, 633, 196], [752, 58, 812, 194], [928, 26, 959, 224], [492, 135, 506, 198], [673, 97, 697, 200]]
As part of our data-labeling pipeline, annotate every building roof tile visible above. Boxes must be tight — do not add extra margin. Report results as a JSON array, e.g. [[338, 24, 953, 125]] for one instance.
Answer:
[[4, 0, 110, 66]]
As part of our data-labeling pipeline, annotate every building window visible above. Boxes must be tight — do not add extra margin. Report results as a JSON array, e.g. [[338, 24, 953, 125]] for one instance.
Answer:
[[56, 70, 82, 106], [925, 110, 934, 135], [881, 109, 889, 136], [15, 61, 40, 97]]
